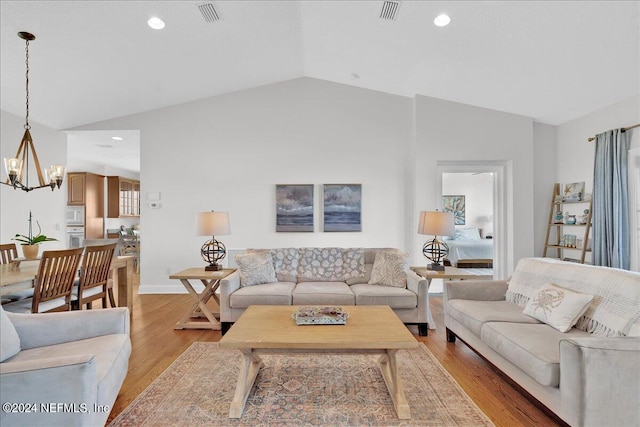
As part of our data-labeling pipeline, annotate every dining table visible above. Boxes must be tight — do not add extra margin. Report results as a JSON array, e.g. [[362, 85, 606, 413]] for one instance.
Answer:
[[0, 255, 135, 317]]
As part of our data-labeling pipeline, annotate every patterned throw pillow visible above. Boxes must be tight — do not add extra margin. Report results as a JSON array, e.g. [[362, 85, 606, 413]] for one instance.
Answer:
[[342, 248, 366, 281], [523, 283, 594, 332], [297, 248, 344, 281], [270, 248, 299, 282], [235, 252, 277, 287], [368, 250, 409, 288]]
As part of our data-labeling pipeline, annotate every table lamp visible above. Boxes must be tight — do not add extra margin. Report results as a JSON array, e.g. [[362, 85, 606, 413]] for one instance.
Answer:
[[196, 211, 230, 271], [417, 210, 455, 271]]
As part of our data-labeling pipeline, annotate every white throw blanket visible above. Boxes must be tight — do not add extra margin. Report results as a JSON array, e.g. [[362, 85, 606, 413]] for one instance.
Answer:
[[506, 258, 640, 337]]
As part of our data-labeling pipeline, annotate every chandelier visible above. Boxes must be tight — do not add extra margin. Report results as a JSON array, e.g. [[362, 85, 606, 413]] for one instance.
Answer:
[[2, 32, 65, 192]]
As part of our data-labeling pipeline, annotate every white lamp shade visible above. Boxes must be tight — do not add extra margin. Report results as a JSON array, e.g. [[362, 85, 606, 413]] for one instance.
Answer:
[[417, 211, 455, 236], [196, 211, 230, 236]]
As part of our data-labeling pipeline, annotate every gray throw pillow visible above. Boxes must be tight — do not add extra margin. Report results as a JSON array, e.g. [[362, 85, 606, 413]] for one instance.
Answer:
[[235, 252, 278, 287]]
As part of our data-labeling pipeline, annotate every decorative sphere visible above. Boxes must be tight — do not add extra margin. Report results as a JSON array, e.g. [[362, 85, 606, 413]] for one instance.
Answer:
[[423, 239, 449, 264], [201, 239, 226, 265]]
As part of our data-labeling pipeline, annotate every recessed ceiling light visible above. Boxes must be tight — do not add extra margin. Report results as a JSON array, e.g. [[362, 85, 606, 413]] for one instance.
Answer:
[[111, 136, 123, 141], [434, 14, 451, 27], [148, 17, 165, 30]]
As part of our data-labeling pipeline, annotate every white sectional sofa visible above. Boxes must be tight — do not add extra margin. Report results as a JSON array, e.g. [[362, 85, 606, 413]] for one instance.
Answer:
[[444, 258, 640, 427], [220, 248, 433, 335]]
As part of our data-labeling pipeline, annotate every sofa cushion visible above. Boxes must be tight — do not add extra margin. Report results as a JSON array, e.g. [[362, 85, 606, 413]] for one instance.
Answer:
[[368, 250, 409, 288], [298, 248, 344, 281], [292, 282, 355, 305], [229, 282, 296, 308], [8, 334, 131, 406], [447, 300, 542, 337], [523, 283, 594, 332], [0, 307, 21, 362], [350, 284, 417, 309], [236, 252, 278, 287], [346, 263, 373, 285], [481, 322, 591, 387]]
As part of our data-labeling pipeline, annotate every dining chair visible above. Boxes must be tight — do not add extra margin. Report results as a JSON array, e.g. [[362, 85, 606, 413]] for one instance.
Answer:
[[1, 243, 35, 302], [120, 235, 139, 273], [72, 243, 117, 310], [3, 248, 84, 314], [0, 243, 18, 264]]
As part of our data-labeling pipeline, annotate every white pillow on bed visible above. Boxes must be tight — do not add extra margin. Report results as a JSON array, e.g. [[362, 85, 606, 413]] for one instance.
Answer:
[[454, 228, 481, 240]]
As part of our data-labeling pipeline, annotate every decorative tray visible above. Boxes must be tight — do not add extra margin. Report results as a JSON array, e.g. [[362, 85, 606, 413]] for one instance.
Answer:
[[292, 306, 349, 325]]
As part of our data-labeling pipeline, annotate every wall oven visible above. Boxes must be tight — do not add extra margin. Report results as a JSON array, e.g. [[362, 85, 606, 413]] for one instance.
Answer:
[[67, 226, 85, 248]]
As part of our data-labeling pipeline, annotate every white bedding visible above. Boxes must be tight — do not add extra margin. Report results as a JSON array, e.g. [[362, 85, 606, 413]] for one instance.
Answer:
[[446, 239, 493, 265]]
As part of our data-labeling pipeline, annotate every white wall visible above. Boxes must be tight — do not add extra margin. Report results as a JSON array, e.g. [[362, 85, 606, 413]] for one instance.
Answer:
[[414, 96, 535, 276], [72, 78, 413, 292], [1, 110, 67, 252], [533, 122, 557, 256]]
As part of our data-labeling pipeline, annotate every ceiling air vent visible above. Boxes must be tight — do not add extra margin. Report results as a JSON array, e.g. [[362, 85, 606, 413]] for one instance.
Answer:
[[380, 1, 401, 21], [198, 3, 221, 23]]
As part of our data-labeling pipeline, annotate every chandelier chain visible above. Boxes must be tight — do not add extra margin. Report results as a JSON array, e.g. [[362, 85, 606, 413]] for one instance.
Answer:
[[24, 39, 31, 130]]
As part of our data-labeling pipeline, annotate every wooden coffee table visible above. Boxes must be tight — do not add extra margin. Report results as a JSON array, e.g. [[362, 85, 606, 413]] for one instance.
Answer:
[[219, 305, 418, 419]]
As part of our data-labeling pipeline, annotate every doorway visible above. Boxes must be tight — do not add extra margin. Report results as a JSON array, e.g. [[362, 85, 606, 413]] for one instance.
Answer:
[[437, 161, 507, 280]]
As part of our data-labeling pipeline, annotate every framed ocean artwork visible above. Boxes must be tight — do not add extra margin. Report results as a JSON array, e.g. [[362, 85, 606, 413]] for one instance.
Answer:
[[276, 184, 314, 232], [323, 184, 362, 232], [443, 195, 465, 225]]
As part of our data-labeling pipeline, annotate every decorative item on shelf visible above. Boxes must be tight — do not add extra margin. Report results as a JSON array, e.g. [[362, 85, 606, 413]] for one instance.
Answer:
[[12, 211, 58, 259], [554, 194, 564, 203], [566, 214, 577, 225], [560, 234, 577, 248], [196, 211, 230, 271], [417, 210, 455, 271], [563, 182, 585, 201], [554, 210, 564, 224], [2, 32, 65, 193], [579, 209, 590, 224]]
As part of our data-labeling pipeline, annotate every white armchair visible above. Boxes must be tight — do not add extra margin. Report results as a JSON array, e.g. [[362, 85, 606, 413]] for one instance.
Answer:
[[0, 307, 131, 426]]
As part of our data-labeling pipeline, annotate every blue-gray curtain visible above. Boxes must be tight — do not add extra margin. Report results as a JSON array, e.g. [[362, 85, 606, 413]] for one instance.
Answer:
[[592, 129, 630, 269]]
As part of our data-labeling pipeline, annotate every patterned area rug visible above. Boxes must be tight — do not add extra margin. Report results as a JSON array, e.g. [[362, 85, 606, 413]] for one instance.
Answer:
[[110, 342, 493, 426]]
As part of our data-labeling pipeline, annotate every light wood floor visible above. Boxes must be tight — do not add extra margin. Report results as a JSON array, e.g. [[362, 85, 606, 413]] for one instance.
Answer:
[[107, 277, 559, 426]]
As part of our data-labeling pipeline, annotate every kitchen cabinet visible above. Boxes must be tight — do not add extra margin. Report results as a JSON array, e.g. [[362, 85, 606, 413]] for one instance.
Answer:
[[66, 172, 104, 239], [67, 173, 86, 205], [108, 176, 140, 218]]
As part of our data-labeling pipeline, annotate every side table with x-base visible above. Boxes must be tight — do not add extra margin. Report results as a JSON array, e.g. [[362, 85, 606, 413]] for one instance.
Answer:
[[169, 268, 236, 330]]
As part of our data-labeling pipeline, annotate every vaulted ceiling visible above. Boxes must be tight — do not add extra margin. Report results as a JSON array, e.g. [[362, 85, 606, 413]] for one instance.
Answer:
[[1, 1, 638, 131]]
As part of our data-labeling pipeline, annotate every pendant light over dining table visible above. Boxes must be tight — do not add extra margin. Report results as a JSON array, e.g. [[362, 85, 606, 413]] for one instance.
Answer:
[[2, 32, 65, 192]]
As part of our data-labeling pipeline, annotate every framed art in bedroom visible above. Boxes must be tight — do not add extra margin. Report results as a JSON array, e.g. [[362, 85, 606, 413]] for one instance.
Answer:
[[443, 195, 465, 225], [276, 184, 314, 232]]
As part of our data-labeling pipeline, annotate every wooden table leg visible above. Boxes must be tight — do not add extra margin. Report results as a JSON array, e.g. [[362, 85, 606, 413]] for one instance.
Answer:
[[229, 349, 264, 418], [116, 258, 133, 318], [174, 278, 221, 330], [190, 279, 220, 319], [378, 349, 411, 419]]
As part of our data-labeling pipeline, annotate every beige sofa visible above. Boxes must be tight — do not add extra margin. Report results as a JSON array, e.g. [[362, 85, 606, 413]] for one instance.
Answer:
[[0, 307, 131, 427], [220, 248, 433, 335], [444, 258, 640, 427]]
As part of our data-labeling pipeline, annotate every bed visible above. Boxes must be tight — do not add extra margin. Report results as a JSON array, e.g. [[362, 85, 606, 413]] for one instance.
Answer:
[[444, 228, 493, 267]]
